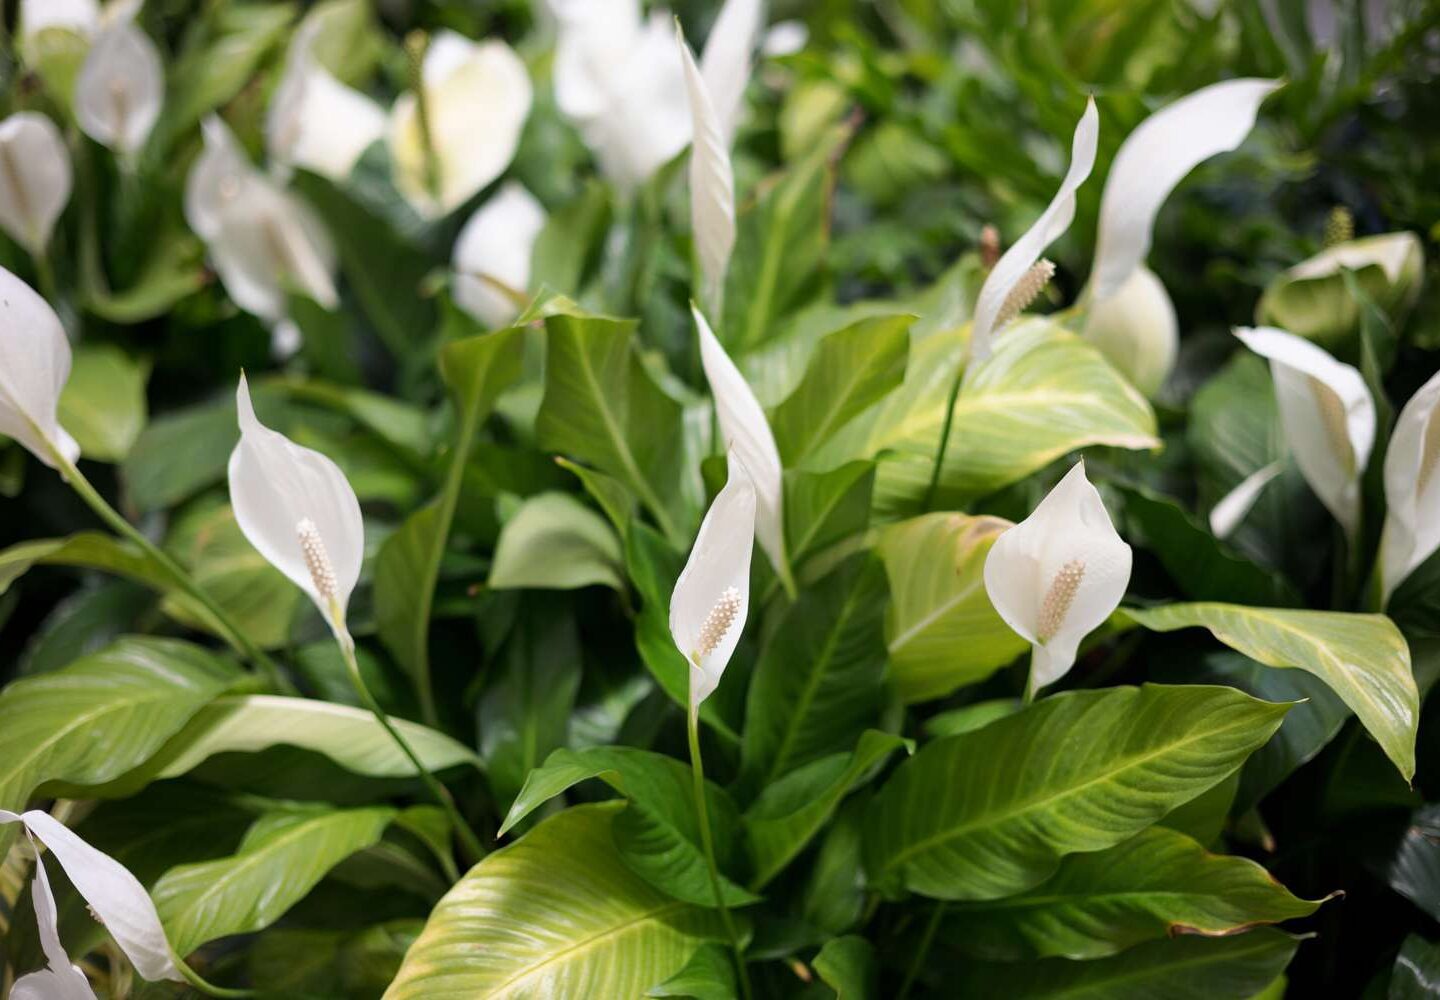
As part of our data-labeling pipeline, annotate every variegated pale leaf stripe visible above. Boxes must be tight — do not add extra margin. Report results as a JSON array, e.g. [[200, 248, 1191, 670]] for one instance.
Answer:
[[1124, 602, 1418, 780], [385, 803, 727, 999], [679, 25, 736, 319]]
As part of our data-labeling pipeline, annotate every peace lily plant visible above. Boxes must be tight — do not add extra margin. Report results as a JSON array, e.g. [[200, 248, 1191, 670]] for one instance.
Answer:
[[0, 3, 1436, 997]]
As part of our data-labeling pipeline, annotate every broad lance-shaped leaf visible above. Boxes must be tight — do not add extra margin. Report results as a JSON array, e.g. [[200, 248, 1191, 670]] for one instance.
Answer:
[[678, 24, 735, 318], [385, 804, 728, 999], [864, 684, 1289, 900], [1124, 602, 1418, 781], [813, 936, 878, 1000], [942, 825, 1326, 961], [488, 492, 624, 592], [499, 746, 757, 907], [647, 942, 737, 1000], [155, 805, 396, 958]]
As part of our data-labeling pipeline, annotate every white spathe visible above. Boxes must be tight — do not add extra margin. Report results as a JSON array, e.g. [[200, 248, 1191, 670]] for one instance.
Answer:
[[0, 112, 73, 257], [1209, 461, 1283, 539], [0, 809, 182, 987], [971, 99, 1098, 362], [693, 304, 788, 588], [452, 181, 546, 329], [388, 31, 532, 219], [0, 267, 80, 469], [1381, 369, 1440, 602], [1081, 266, 1178, 397], [984, 462, 1133, 693], [678, 22, 736, 318], [19, 0, 99, 41], [670, 453, 756, 710], [74, 0, 164, 155], [699, 0, 763, 146], [1235, 326, 1375, 542], [228, 373, 364, 639]]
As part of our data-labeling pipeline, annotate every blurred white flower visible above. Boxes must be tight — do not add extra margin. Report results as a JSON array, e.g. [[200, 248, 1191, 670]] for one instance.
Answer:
[[0, 809, 181, 993], [228, 373, 364, 644], [0, 112, 72, 258], [1234, 326, 1375, 542], [984, 462, 1132, 695], [670, 451, 755, 710], [762, 20, 808, 58], [1380, 369, 1440, 602], [388, 31, 532, 218], [699, 0, 762, 146], [451, 181, 546, 329], [19, 0, 99, 42], [74, 0, 164, 156], [0, 266, 80, 468], [678, 22, 735, 318], [1082, 266, 1178, 398]]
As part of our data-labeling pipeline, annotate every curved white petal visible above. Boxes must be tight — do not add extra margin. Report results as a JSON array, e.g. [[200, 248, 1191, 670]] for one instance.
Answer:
[[679, 23, 736, 318], [0, 112, 73, 257], [228, 373, 364, 634], [74, 16, 164, 155], [693, 304, 786, 583], [19, 0, 99, 41], [1236, 326, 1374, 540], [1081, 265, 1178, 397], [670, 454, 755, 710], [983, 462, 1132, 692], [452, 181, 546, 329], [388, 34, 532, 218], [699, 0, 761, 145], [0, 267, 79, 468], [205, 181, 338, 322], [7, 827, 97, 1000], [7, 811, 180, 982], [1209, 460, 1284, 538], [1381, 369, 1440, 601], [267, 57, 384, 181], [971, 99, 1098, 361], [1090, 79, 1280, 302], [184, 116, 254, 242], [1287, 231, 1423, 284], [551, 0, 643, 121]]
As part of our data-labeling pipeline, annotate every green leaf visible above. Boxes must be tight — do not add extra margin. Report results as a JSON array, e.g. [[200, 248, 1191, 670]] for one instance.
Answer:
[[646, 942, 738, 999], [247, 919, 420, 997], [813, 935, 878, 999], [864, 685, 1289, 900], [57, 345, 149, 462], [745, 731, 909, 889], [122, 393, 247, 513], [536, 311, 690, 545], [1389, 934, 1440, 1000], [942, 825, 1324, 960], [155, 804, 396, 957], [489, 492, 625, 591], [83, 230, 208, 325], [1384, 804, 1440, 922], [785, 461, 875, 567], [877, 513, 1029, 702], [498, 746, 757, 907], [386, 803, 728, 998], [740, 554, 889, 791], [1124, 603, 1418, 781], [951, 928, 1300, 999], [558, 456, 637, 542], [770, 315, 913, 465], [923, 700, 1023, 739]]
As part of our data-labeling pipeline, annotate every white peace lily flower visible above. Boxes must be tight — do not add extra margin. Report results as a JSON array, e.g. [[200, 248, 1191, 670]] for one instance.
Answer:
[[692, 304, 789, 590], [970, 98, 1098, 362], [452, 181, 546, 329], [1257, 232, 1425, 345], [388, 31, 532, 219], [1081, 266, 1177, 397], [698, 0, 763, 146], [670, 452, 755, 710], [228, 373, 364, 644], [678, 23, 736, 318], [1380, 370, 1440, 602], [0, 809, 181, 988], [0, 267, 80, 469], [0, 112, 73, 257], [551, 0, 691, 189], [74, 0, 164, 156], [1234, 326, 1375, 542], [19, 0, 99, 42], [984, 462, 1133, 695]]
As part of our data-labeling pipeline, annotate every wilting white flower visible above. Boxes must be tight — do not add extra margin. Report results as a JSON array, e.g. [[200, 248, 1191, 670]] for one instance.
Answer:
[[0, 112, 72, 257], [551, 0, 691, 189], [266, 17, 385, 181], [388, 31, 532, 218], [74, 0, 164, 156], [692, 304, 789, 590], [0, 809, 181, 992], [699, 0, 762, 146], [670, 452, 755, 710], [1380, 370, 1440, 602], [0, 267, 79, 468], [984, 462, 1133, 694], [1235, 326, 1375, 542], [228, 373, 364, 643], [184, 117, 339, 332], [1082, 79, 1279, 394], [970, 99, 1098, 362], [451, 181, 546, 329], [678, 23, 735, 318], [19, 0, 99, 42]]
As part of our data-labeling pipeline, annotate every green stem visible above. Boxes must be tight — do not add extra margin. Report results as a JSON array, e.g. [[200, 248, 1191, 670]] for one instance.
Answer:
[[32, 249, 58, 304], [54, 452, 293, 693], [174, 957, 255, 998], [922, 360, 966, 510], [338, 633, 485, 866], [896, 899, 947, 1000], [686, 705, 752, 1000]]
